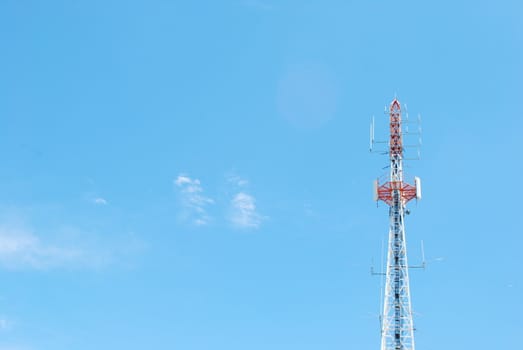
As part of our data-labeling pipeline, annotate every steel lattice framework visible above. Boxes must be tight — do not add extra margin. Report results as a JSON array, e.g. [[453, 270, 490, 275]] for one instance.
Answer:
[[373, 99, 421, 350]]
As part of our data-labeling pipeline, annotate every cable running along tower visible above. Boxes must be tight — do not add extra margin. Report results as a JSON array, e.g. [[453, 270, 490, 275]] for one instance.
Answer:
[[371, 99, 421, 350]]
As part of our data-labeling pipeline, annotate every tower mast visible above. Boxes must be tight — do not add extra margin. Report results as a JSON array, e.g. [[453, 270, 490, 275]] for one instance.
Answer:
[[373, 99, 421, 350]]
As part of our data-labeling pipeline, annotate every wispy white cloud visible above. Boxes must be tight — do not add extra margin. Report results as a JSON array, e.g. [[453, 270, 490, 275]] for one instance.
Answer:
[[226, 174, 265, 229], [174, 173, 264, 229], [92, 197, 108, 205], [0, 318, 12, 331], [174, 174, 214, 226], [0, 226, 84, 269], [230, 192, 263, 229], [226, 174, 249, 187], [0, 222, 144, 270], [84, 191, 108, 206]]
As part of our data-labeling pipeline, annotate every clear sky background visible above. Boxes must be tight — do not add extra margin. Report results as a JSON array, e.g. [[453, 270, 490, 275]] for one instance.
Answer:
[[0, 1, 522, 349]]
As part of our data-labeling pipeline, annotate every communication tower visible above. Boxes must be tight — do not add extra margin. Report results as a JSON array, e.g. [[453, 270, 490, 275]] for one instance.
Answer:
[[370, 99, 422, 350]]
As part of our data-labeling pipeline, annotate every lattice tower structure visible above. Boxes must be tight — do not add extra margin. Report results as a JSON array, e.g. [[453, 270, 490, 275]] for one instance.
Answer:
[[375, 99, 420, 350]]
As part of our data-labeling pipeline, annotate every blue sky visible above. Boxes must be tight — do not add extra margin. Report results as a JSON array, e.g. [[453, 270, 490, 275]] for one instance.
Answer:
[[0, 0, 522, 349]]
